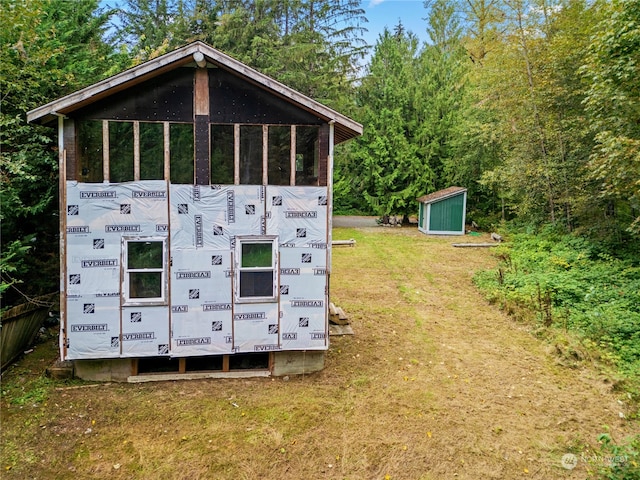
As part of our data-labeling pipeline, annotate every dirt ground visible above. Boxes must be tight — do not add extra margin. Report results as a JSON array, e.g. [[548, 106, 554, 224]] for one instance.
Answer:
[[332, 216, 380, 228], [1, 225, 637, 479]]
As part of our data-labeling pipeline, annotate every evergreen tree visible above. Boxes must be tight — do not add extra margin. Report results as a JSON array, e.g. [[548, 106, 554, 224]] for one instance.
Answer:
[[347, 26, 430, 219], [416, 0, 470, 191], [0, 0, 114, 306]]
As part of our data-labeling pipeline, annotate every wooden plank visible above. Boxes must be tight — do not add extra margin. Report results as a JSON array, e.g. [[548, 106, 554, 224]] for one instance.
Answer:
[[222, 354, 230, 373], [128, 370, 271, 383], [332, 239, 356, 247], [194, 67, 210, 185], [329, 302, 349, 325], [102, 120, 109, 182], [179, 358, 186, 374], [262, 124, 268, 185], [194, 68, 209, 116], [163, 122, 170, 180], [63, 119, 76, 180], [133, 121, 140, 181], [0, 298, 53, 370], [60, 128, 68, 360], [234, 124, 240, 185], [318, 123, 329, 186], [290, 125, 296, 185], [329, 324, 354, 336], [451, 243, 500, 248]]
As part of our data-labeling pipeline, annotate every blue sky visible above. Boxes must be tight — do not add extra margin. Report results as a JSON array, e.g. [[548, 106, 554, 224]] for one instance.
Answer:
[[360, 0, 431, 47]]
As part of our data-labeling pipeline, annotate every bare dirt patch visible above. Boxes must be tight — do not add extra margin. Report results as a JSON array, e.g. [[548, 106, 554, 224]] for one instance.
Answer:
[[1, 227, 637, 479]]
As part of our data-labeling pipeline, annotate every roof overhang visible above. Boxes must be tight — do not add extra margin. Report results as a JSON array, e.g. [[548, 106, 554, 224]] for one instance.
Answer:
[[27, 42, 362, 144], [417, 186, 467, 205]]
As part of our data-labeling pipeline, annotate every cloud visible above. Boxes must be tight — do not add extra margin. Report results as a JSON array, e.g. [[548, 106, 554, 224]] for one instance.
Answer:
[[368, 0, 385, 7]]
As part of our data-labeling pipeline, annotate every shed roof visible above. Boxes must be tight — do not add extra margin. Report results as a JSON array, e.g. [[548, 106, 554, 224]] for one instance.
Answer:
[[27, 41, 362, 144], [417, 186, 467, 204]]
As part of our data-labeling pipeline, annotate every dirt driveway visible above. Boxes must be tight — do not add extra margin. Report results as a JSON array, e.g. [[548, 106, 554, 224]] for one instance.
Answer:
[[332, 215, 380, 228]]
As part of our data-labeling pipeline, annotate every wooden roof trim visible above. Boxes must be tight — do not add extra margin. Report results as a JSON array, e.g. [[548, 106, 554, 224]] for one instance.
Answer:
[[202, 45, 363, 136], [27, 45, 199, 124], [417, 186, 467, 204], [27, 42, 363, 141]]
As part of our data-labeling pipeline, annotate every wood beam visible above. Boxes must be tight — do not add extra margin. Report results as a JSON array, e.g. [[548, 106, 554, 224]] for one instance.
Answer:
[[194, 68, 210, 185]]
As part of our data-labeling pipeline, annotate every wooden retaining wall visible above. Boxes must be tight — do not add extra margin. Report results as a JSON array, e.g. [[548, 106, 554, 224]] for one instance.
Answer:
[[1, 293, 58, 370]]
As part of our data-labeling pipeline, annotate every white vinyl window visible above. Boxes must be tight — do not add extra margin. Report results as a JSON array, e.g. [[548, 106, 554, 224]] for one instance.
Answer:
[[123, 237, 168, 305], [236, 236, 277, 302]]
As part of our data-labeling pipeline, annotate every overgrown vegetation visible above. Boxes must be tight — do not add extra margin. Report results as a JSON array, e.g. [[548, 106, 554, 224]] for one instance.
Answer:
[[596, 432, 640, 480], [474, 228, 640, 407]]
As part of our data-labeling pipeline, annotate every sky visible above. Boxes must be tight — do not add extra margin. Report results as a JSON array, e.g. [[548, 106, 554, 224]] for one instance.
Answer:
[[360, 0, 431, 47]]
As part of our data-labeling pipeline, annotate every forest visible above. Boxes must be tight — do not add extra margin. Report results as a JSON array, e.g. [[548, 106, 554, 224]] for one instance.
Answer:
[[1, 1, 638, 387]]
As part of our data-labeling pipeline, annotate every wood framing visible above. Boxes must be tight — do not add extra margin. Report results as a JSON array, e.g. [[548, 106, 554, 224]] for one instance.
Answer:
[[27, 41, 362, 381]]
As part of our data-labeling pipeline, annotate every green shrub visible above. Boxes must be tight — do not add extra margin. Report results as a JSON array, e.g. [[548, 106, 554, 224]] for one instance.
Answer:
[[474, 229, 640, 401]]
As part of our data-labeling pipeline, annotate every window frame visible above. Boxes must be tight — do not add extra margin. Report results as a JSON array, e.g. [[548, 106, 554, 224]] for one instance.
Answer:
[[235, 235, 278, 303], [122, 236, 168, 306]]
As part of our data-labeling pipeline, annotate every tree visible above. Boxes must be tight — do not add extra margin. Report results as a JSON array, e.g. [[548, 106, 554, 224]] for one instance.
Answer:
[[346, 26, 430, 219], [582, 0, 640, 237], [116, 0, 176, 61], [416, 0, 470, 191], [468, 0, 601, 231], [0, 0, 114, 307]]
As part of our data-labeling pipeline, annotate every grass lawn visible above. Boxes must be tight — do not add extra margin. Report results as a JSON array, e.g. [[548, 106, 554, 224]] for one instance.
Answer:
[[1, 227, 637, 479]]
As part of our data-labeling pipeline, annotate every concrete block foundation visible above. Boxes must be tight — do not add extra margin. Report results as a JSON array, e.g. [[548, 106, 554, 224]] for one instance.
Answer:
[[272, 351, 325, 376], [72, 351, 325, 382], [74, 358, 134, 382]]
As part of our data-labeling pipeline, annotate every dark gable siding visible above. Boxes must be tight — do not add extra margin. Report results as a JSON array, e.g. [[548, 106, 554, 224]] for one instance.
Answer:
[[209, 69, 323, 125], [70, 66, 324, 127], [73, 68, 195, 122]]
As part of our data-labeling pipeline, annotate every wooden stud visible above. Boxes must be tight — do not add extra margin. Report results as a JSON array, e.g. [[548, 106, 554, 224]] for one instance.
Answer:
[[194, 68, 210, 185], [262, 125, 268, 185], [268, 352, 274, 373], [102, 120, 109, 182], [179, 358, 186, 374], [222, 355, 230, 373], [119, 237, 124, 358], [234, 124, 240, 185], [63, 119, 76, 181], [163, 122, 170, 181], [230, 250, 235, 352], [290, 125, 296, 186], [131, 358, 139, 377], [318, 124, 329, 187], [194, 116, 209, 185], [59, 115, 68, 360], [133, 121, 140, 181]]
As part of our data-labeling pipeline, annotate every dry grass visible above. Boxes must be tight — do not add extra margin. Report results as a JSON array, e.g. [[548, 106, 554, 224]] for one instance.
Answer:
[[1, 227, 637, 479]]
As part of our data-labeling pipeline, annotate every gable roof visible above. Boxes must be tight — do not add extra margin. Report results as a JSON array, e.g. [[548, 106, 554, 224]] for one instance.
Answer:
[[417, 186, 467, 204], [27, 41, 362, 144]]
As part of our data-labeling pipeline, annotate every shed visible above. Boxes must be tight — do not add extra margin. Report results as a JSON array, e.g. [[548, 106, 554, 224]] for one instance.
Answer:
[[27, 41, 362, 381], [417, 187, 467, 235]]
